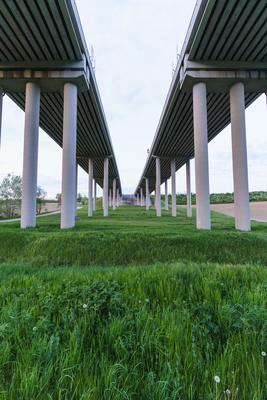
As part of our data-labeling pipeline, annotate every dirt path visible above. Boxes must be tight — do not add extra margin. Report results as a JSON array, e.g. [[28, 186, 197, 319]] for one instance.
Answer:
[[211, 202, 267, 222]]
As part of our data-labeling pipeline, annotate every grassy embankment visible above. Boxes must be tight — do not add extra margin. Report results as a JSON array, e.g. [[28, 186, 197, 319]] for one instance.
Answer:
[[0, 206, 267, 398]]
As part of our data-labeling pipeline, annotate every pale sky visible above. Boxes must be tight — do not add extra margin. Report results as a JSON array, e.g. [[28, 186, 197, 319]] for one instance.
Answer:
[[0, 0, 266, 197]]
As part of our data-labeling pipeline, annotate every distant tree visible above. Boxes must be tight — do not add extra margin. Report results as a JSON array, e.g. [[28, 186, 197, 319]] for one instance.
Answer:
[[77, 193, 82, 204], [0, 174, 22, 218], [36, 186, 47, 214]]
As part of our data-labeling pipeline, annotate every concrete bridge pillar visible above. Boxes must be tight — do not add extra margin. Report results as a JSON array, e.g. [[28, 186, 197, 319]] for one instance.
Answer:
[[193, 82, 211, 230], [186, 160, 192, 218], [112, 178, 116, 210], [21, 82, 40, 228], [171, 159, 176, 217], [165, 180, 168, 211], [230, 82, 250, 231], [145, 178, 150, 210], [93, 179, 97, 211], [116, 188, 119, 207], [103, 157, 109, 217], [88, 159, 93, 217], [155, 157, 161, 217], [140, 187, 144, 206], [0, 89, 3, 148], [60, 83, 77, 229]]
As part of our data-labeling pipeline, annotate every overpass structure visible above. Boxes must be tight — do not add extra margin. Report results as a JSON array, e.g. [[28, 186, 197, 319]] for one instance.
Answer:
[[135, 0, 267, 231], [0, 0, 121, 228]]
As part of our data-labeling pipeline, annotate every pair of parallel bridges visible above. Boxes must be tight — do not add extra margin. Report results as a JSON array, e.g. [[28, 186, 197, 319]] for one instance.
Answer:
[[0, 0, 266, 231]]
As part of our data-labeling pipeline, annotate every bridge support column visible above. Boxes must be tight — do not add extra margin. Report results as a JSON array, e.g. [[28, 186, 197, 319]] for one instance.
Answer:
[[165, 180, 168, 211], [0, 89, 3, 148], [21, 82, 40, 228], [109, 189, 112, 208], [155, 157, 161, 217], [230, 82, 250, 231], [140, 188, 144, 207], [93, 179, 97, 211], [88, 159, 93, 217], [193, 82, 210, 230], [171, 160, 176, 217], [116, 188, 119, 207], [112, 178, 116, 210], [186, 160, 192, 217], [103, 157, 109, 217], [145, 178, 150, 210], [60, 83, 77, 229]]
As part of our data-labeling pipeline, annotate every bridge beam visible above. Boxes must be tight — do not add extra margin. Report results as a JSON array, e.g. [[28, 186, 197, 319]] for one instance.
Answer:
[[193, 82, 211, 230], [171, 160, 176, 217], [61, 83, 77, 229], [21, 82, 40, 228], [103, 158, 109, 217], [230, 82, 250, 231], [186, 160, 192, 218], [155, 157, 161, 217], [88, 159, 93, 217]]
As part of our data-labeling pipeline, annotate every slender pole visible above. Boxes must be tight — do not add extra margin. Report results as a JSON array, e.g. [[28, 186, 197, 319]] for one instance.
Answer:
[[171, 159, 176, 217], [186, 160, 192, 217], [165, 180, 168, 211], [155, 157, 161, 217], [103, 157, 109, 217], [88, 159, 93, 217], [230, 82, 250, 231], [21, 82, 40, 228], [193, 82, 210, 230]]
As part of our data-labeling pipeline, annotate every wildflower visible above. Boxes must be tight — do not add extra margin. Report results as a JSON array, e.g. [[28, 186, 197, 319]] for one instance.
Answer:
[[32, 326, 37, 332], [214, 375, 220, 384], [224, 389, 231, 396], [261, 351, 266, 357], [83, 304, 88, 309]]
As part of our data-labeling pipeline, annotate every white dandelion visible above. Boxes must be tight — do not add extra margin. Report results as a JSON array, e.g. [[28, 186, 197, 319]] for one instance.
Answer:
[[214, 375, 220, 384]]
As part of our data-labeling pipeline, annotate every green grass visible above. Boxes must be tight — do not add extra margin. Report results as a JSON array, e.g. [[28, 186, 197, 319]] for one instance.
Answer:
[[0, 205, 267, 267], [0, 206, 267, 398]]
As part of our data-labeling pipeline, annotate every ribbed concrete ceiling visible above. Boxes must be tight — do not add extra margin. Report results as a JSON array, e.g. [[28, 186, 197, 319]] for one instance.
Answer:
[[0, 0, 121, 190], [136, 0, 267, 194]]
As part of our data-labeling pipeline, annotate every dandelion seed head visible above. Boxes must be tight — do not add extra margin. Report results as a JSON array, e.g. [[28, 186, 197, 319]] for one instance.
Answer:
[[261, 351, 266, 357], [32, 326, 37, 332], [83, 304, 88, 309], [214, 375, 220, 384]]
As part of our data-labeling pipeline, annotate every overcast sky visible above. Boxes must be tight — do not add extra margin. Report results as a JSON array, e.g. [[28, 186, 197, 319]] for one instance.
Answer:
[[0, 0, 266, 197]]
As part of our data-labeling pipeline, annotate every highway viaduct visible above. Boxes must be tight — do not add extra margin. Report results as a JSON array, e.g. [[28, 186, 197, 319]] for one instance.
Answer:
[[135, 0, 267, 231], [0, 0, 121, 229]]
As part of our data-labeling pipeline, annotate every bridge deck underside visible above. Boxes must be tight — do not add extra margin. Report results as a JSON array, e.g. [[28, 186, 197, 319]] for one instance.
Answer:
[[136, 0, 267, 194], [0, 0, 120, 189]]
